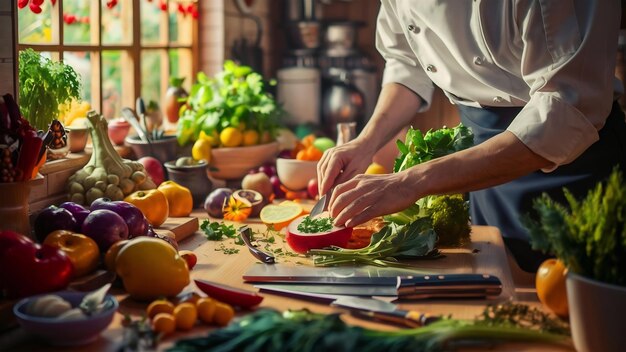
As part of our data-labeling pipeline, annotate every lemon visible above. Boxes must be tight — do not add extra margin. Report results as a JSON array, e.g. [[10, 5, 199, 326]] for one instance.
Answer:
[[199, 130, 220, 147], [365, 162, 387, 175], [192, 138, 212, 162], [220, 127, 243, 147], [242, 130, 260, 146], [260, 203, 304, 231]]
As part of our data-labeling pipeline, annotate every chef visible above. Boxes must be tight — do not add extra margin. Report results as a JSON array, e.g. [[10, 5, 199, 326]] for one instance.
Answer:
[[317, 0, 626, 272]]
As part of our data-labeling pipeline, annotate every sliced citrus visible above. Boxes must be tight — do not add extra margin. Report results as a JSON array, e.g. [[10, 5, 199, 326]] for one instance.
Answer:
[[365, 162, 387, 174], [260, 203, 304, 231]]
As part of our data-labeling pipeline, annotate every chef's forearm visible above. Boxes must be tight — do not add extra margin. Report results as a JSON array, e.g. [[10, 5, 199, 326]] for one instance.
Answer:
[[356, 83, 423, 153], [405, 131, 553, 198]]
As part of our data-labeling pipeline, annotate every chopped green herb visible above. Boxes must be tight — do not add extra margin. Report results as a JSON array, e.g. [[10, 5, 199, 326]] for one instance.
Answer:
[[297, 216, 334, 233], [200, 220, 237, 241], [214, 243, 239, 255]]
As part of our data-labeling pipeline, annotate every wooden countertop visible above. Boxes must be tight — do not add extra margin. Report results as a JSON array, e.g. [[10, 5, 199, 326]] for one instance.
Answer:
[[0, 211, 573, 352]]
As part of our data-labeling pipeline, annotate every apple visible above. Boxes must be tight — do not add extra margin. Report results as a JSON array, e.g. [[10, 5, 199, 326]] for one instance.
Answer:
[[286, 215, 353, 254], [59, 201, 90, 232], [82, 209, 129, 252], [0, 241, 73, 298], [307, 178, 319, 199], [33, 206, 78, 242], [43, 230, 100, 278], [138, 156, 165, 186]]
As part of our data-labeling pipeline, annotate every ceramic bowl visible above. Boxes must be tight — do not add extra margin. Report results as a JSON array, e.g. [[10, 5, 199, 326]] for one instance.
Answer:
[[164, 160, 213, 207], [276, 157, 318, 191], [66, 127, 89, 153], [107, 118, 131, 145], [13, 291, 119, 346], [125, 134, 178, 164], [210, 141, 279, 180]]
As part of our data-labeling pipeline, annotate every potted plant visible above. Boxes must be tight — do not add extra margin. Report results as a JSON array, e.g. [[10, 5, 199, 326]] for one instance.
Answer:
[[524, 168, 626, 352], [18, 48, 82, 131]]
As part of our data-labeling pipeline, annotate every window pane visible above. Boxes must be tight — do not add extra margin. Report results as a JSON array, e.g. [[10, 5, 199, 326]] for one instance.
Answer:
[[64, 52, 92, 103], [102, 51, 122, 119], [101, 0, 132, 45], [168, 2, 179, 43], [169, 48, 192, 91], [63, 0, 91, 44], [169, 49, 179, 79], [141, 0, 164, 45], [141, 50, 163, 106], [18, 2, 54, 44]]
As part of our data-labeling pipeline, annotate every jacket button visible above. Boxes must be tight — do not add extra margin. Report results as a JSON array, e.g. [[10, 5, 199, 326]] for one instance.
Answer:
[[473, 56, 483, 65], [426, 64, 437, 73], [493, 96, 503, 103], [408, 24, 420, 33]]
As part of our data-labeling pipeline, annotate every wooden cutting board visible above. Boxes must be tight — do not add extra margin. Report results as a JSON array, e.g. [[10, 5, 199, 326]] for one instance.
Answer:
[[155, 216, 200, 242]]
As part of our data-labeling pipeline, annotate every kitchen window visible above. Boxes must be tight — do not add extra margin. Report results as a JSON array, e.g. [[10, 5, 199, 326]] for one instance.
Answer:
[[17, 0, 199, 120]]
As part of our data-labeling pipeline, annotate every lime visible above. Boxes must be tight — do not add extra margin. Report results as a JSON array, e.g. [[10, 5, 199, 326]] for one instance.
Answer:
[[313, 137, 335, 152]]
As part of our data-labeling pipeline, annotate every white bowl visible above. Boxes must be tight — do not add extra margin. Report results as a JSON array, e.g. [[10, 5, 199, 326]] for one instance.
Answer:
[[276, 157, 318, 191], [210, 141, 279, 180]]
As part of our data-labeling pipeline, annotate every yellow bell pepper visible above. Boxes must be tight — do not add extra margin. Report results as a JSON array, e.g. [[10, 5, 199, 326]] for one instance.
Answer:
[[124, 189, 169, 227], [157, 181, 193, 217]]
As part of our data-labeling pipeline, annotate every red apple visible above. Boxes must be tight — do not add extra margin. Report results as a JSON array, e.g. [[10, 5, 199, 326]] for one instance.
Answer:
[[138, 156, 165, 185], [286, 215, 353, 254], [307, 178, 319, 199]]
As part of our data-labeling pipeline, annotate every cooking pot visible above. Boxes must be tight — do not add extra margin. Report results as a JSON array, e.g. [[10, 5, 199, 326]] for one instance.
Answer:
[[322, 69, 365, 139]]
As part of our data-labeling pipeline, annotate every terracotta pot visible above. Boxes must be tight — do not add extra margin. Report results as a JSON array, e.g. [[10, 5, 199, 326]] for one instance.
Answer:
[[567, 272, 626, 352], [0, 181, 32, 238]]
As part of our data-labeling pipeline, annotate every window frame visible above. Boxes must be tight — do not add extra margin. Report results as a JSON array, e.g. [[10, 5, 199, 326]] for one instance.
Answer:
[[17, 0, 199, 117]]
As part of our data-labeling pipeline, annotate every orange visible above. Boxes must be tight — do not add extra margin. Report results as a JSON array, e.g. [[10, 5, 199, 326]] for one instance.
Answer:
[[296, 149, 307, 160], [147, 299, 175, 319], [259, 203, 304, 231], [301, 134, 316, 148], [104, 239, 129, 272], [536, 259, 569, 318], [196, 297, 217, 324], [213, 302, 235, 327], [365, 162, 387, 175], [152, 313, 176, 336], [220, 127, 243, 147], [242, 130, 260, 146], [174, 302, 198, 331], [306, 146, 323, 161]]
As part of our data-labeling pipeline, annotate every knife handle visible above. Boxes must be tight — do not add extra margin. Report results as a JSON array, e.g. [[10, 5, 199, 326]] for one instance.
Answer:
[[396, 274, 502, 299], [366, 309, 439, 328]]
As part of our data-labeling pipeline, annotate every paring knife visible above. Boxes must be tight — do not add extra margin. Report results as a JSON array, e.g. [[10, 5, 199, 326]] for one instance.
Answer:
[[256, 285, 439, 327], [252, 274, 503, 299], [309, 188, 333, 218]]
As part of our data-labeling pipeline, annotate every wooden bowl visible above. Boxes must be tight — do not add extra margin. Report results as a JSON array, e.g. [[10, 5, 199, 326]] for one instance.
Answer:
[[210, 142, 279, 180]]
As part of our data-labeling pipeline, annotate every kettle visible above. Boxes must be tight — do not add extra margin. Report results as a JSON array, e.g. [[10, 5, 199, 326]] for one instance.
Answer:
[[322, 69, 365, 139]]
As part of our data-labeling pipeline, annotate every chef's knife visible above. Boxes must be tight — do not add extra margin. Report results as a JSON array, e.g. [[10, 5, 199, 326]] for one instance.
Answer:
[[256, 285, 439, 327], [309, 188, 333, 218], [252, 274, 502, 299]]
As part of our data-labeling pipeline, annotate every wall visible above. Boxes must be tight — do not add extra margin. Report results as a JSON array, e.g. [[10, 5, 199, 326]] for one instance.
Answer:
[[0, 0, 16, 96]]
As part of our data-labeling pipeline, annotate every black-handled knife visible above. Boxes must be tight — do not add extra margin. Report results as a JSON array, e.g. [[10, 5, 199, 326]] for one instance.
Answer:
[[396, 274, 502, 299]]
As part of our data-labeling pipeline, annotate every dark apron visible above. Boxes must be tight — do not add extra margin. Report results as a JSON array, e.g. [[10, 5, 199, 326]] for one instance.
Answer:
[[457, 102, 626, 272]]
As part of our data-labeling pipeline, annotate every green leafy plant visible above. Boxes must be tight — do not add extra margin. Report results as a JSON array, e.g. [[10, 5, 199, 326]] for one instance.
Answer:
[[200, 220, 237, 241], [18, 48, 82, 130], [524, 168, 626, 286], [176, 60, 282, 147]]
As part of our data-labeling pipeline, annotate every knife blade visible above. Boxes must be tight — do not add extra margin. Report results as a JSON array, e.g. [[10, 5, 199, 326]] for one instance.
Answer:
[[332, 296, 441, 327], [256, 285, 438, 327], [309, 188, 333, 218], [255, 283, 398, 296]]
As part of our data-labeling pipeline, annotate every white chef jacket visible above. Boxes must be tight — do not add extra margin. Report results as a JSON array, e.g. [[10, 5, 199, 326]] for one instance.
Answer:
[[376, 0, 622, 169]]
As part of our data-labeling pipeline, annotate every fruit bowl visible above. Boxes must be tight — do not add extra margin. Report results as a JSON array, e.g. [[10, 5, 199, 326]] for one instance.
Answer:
[[210, 141, 279, 180], [276, 157, 318, 191], [13, 291, 118, 346]]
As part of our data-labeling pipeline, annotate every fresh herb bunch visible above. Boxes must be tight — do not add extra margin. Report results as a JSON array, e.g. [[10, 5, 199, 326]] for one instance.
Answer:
[[309, 218, 439, 267], [18, 48, 82, 130], [200, 220, 237, 241], [523, 168, 626, 286], [297, 216, 334, 233], [176, 60, 283, 146], [169, 303, 570, 352], [394, 124, 473, 173]]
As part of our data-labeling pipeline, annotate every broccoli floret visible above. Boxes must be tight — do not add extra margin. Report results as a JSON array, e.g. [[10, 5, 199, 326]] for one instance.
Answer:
[[428, 194, 471, 247]]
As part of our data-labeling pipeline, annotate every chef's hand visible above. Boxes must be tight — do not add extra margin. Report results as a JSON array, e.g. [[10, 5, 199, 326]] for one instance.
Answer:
[[328, 171, 419, 227], [316, 138, 376, 196]]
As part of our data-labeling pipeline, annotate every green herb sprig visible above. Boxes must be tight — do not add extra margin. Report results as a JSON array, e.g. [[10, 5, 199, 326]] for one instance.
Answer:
[[200, 220, 237, 241], [296, 216, 334, 233]]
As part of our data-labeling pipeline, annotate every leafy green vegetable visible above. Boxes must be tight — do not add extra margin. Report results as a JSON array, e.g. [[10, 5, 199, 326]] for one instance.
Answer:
[[309, 218, 439, 267], [524, 167, 626, 286], [297, 216, 334, 233], [176, 60, 283, 146], [18, 48, 82, 130], [200, 220, 237, 241], [394, 124, 473, 173], [168, 303, 570, 352]]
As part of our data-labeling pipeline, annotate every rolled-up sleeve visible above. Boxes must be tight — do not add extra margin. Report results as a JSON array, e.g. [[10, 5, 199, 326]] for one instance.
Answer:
[[375, 2, 434, 112], [506, 0, 620, 171]]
